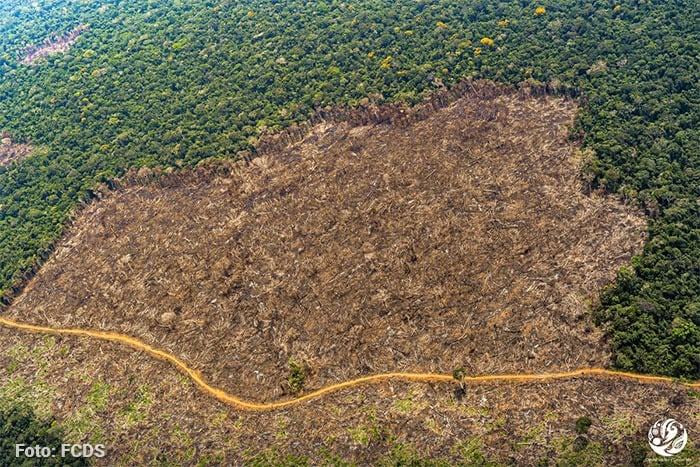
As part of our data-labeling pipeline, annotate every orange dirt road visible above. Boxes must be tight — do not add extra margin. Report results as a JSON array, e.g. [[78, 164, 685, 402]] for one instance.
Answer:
[[1, 316, 698, 411]]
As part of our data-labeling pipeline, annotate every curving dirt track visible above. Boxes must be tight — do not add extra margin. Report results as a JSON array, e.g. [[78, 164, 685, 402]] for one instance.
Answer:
[[1, 316, 697, 413]]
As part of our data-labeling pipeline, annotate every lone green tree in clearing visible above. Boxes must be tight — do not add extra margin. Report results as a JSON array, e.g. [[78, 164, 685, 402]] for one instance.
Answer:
[[575, 416, 592, 434], [453, 367, 468, 393], [287, 359, 306, 395]]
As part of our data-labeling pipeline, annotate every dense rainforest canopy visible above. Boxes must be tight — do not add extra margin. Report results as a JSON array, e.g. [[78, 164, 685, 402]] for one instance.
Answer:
[[0, 0, 697, 379]]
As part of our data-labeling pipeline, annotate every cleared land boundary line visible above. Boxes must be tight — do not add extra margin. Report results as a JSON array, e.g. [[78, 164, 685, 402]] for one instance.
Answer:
[[1, 316, 698, 411]]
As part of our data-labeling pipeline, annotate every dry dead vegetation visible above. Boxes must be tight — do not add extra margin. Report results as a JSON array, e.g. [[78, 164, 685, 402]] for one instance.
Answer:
[[2, 81, 675, 464], [8, 81, 646, 400], [1, 328, 698, 465]]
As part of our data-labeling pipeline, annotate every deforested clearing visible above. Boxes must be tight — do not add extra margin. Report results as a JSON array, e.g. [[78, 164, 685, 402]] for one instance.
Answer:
[[8, 83, 647, 404], [19, 25, 86, 65], [0, 132, 34, 168]]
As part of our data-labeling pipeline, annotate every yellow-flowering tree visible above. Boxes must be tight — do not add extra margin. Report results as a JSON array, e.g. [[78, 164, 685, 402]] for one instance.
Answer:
[[534, 6, 546, 16], [480, 37, 494, 46]]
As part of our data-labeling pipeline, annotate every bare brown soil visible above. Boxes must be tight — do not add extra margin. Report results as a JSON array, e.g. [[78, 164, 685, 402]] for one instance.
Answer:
[[20, 26, 86, 65], [7, 82, 646, 407], [0, 132, 33, 167]]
